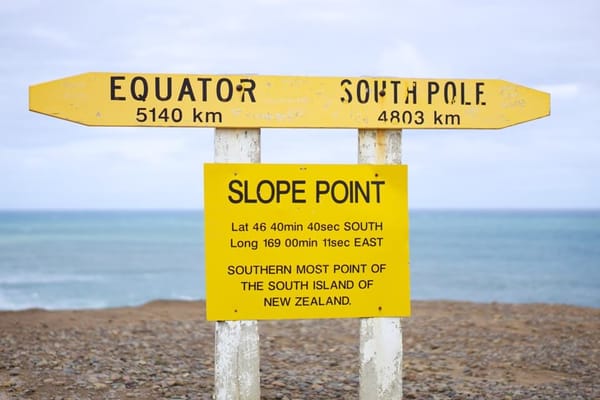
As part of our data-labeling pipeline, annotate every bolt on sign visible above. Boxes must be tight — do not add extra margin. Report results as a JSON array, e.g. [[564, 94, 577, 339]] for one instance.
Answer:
[[29, 73, 550, 129], [204, 163, 410, 321]]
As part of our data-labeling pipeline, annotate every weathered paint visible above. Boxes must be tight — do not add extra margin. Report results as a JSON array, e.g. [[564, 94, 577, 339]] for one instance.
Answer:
[[214, 128, 261, 400], [214, 128, 261, 163], [359, 318, 403, 398], [29, 73, 551, 129], [358, 129, 404, 399]]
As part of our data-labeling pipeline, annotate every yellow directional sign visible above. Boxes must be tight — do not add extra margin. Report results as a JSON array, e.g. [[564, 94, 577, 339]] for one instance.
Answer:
[[204, 163, 410, 321], [30, 72, 550, 129]]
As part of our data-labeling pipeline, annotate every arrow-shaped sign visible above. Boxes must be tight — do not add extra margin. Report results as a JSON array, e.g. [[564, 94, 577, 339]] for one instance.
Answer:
[[29, 73, 550, 129]]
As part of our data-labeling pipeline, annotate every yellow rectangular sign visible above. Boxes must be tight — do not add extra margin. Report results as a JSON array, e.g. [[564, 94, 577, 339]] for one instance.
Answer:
[[204, 163, 410, 321], [30, 73, 550, 129]]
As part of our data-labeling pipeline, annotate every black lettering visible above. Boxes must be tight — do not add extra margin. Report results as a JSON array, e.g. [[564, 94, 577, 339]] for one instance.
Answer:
[[216, 78, 233, 102], [460, 82, 470, 105], [131, 76, 148, 101], [330, 180, 348, 203], [110, 76, 126, 101], [355, 181, 370, 202], [275, 180, 290, 202], [357, 79, 369, 104], [371, 181, 384, 202], [315, 180, 329, 203], [314, 180, 384, 203], [444, 81, 456, 104], [292, 180, 306, 203], [405, 81, 417, 104], [240, 78, 256, 102], [205, 111, 222, 123], [256, 180, 275, 203], [428, 81, 439, 104], [340, 79, 352, 103], [227, 180, 244, 203], [177, 78, 196, 101], [373, 80, 385, 102], [415, 110, 424, 125], [265, 297, 291, 307], [434, 110, 443, 125], [196, 78, 212, 101], [155, 77, 172, 101], [446, 113, 460, 125], [476, 81, 486, 105], [390, 80, 401, 104], [193, 108, 203, 122]]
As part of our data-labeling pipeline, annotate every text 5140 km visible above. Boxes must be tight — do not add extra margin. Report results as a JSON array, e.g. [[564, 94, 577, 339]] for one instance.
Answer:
[[135, 107, 222, 124]]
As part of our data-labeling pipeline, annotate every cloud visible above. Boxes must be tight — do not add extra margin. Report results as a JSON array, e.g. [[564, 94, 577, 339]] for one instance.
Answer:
[[26, 26, 79, 49], [0, 0, 41, 14], [377, 42, 434, 77], [1, 0, 599, 209], [0, 133, 211, 209], [0, 133, 210, 170], [538, 83, 579, 99]]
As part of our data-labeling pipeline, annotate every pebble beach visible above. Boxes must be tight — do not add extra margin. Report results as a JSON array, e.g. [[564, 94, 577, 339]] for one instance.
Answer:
[[1, 300, 598, 399]]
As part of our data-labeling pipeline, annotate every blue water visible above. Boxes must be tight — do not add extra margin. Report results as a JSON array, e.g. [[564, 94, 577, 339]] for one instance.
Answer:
[[0, 210, 598, 310], [0, 211, 204, 310]]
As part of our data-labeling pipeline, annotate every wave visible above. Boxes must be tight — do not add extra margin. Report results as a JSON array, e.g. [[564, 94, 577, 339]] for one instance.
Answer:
[[0, 291, 110, 311], [0, 273, 106, 285]]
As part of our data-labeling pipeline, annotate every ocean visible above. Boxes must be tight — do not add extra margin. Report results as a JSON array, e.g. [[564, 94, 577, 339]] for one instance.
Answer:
[[0, 210, 598, 310]]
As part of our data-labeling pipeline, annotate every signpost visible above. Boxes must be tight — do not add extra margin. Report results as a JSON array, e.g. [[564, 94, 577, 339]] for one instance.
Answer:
[[358, 129, 404, 399], [204, 163, 410, 321], [213, 128, 261, 400], [29, 72, 551, 400], [30, 73, 550, 129]]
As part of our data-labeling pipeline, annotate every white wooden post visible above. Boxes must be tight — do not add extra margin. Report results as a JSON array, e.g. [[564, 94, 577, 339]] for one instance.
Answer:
[[358, 129, 403, 399], [214, 128, 261, 400]]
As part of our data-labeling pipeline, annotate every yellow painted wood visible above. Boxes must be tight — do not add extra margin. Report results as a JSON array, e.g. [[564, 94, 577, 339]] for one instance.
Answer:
[[30, 73, 550, 129]]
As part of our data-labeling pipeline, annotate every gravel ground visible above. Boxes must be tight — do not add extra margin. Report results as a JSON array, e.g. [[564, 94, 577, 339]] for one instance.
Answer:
[[1, 300, 598, 399]]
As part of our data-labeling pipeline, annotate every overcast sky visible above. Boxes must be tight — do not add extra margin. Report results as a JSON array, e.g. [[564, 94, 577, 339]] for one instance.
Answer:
[[1, 0, 598, 209]]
